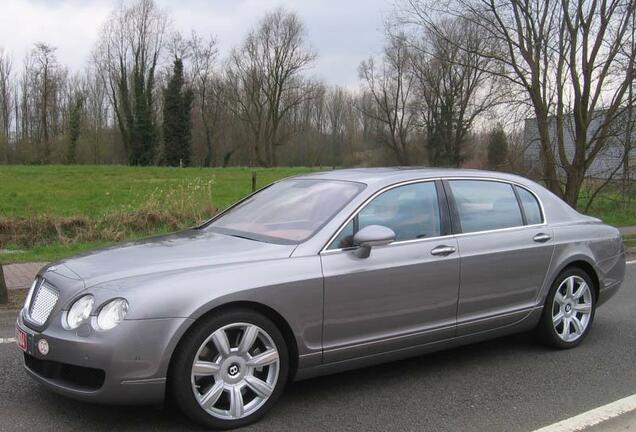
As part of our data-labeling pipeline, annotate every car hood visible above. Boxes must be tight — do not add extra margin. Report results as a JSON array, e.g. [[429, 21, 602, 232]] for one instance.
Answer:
[[46, 229, 297, 288]]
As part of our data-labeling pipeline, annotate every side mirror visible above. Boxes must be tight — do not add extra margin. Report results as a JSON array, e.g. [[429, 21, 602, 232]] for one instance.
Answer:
[[352, 225, 396, 258]]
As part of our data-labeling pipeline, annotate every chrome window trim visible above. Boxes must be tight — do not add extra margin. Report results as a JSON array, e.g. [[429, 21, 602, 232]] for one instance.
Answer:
[[319, 176, 547, 255]]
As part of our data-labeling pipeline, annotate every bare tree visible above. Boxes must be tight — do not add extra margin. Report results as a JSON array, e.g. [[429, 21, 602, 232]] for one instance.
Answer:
[[399, 0, 636, 207], [325, 86, 348, 168], [0, 49, 12, 164], [406, 17, 504, 166], [227, 8, 317, 166], [190, 32, 221, 166], [93, 0, 167, 165], [31, 43, 58, 163], [226, 36, 269, 166], [359, 35, 418, 165], [84, 67, 109, 163]]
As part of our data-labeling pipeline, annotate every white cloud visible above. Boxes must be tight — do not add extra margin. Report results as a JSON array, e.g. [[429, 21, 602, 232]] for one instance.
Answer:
[[0, 0, 391, 87]]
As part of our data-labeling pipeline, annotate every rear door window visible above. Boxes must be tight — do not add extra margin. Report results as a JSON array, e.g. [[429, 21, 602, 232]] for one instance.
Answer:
[[448, 180, 524, 233], [515, 186, 543, 225]]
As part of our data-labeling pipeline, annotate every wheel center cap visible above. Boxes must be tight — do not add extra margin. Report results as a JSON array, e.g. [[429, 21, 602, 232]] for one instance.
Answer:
[[228, 363, 240, 377], [565, 304, 572, 313]]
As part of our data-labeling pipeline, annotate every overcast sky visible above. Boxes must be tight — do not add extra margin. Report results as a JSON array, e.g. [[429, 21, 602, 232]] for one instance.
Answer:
[[0, 0, 393, 88]]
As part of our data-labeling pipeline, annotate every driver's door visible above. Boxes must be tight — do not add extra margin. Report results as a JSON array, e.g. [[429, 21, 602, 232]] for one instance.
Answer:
[[320, 180, 460, 363]]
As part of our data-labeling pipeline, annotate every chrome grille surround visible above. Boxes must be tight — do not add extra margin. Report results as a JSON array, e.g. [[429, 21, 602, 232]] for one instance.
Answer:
[[28, 280, 59, 326]]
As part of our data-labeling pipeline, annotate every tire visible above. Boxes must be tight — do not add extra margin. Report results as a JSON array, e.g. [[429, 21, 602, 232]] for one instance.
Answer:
[[536, 267, 597, 349], [170, 309, 289, 430]]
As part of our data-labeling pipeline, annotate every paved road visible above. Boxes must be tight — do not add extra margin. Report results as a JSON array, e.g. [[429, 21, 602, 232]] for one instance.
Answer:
[[0, 265, 634, 432]]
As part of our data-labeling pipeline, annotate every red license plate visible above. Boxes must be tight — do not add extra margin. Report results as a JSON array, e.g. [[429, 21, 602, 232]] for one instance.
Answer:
[[15, 326, 27, 352]]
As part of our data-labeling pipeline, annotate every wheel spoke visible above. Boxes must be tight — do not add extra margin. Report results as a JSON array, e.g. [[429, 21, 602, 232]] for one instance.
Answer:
[[554, 292, 565, 305], [560, 317, 571, 340], [211, 329, 231, 357], [565, 277, 575, 297], [193, 360, 220, 376], [553, 312, 565, 326], [200, 381, 224, 410], [574, 303, 592, 314], [238, 325, 259, 355], [245, 375, 273, 399], [573, 282, 588, 300], [247, 349, 279, 368], [229, 385, 244, 418], [571, 316, 584, 335]]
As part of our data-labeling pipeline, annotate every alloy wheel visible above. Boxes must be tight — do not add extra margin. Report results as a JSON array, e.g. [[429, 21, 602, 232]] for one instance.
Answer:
[[552, 275, 593, 342], [190, 322, 280, 420]]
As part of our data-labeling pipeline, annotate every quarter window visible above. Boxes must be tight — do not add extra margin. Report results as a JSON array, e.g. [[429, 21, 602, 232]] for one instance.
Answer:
[[328, 182, 441, 250], [448, 180, 523, 233], [515, 186, 543, 225]]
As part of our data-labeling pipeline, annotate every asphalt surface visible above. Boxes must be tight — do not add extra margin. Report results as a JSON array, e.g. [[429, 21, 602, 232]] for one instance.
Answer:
[[0, 265, 634, 432]]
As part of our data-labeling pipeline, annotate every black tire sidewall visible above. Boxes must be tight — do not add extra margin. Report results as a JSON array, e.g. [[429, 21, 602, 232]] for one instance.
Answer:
[[539, 268, 597, 349], [170, 309, 289, 430]]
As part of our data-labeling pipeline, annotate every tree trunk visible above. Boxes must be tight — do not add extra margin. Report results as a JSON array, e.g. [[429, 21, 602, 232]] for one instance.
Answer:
[[563, 169, 584, 209], [534, 114, 563, 198]]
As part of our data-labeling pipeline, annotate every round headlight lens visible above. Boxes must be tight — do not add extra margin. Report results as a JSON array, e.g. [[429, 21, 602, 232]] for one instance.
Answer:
[[66, 295, 94, 329], [96, 299, 128, 330]]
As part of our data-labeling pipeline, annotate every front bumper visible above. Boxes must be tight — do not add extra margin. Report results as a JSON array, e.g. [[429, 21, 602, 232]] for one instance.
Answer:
[[17, 310, 191, 405]]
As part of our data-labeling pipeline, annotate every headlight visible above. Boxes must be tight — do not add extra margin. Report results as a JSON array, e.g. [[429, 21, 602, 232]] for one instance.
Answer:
[[96, 299, 128, 330], [66, 295, 94, 329]]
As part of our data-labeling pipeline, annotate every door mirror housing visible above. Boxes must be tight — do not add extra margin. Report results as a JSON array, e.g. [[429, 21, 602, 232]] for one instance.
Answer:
[[352, 225, 396, 258]]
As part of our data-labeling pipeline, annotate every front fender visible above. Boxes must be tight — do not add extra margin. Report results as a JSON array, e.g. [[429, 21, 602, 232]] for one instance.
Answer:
[[94, 255, 324, 362]]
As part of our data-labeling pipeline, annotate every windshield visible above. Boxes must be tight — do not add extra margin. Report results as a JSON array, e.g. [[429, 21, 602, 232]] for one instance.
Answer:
[[206, 179, 365, 244]]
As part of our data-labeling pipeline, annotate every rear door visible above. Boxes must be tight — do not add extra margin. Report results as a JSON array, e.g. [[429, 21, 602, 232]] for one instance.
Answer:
[[444, 179, 554, 335]]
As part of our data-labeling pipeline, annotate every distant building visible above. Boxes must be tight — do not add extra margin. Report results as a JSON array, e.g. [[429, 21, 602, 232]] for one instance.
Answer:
[[523, 110, 635, 179]]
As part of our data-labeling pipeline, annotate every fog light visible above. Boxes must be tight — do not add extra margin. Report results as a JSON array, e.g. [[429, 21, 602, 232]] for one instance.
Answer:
[[37, 338, 49, 356]]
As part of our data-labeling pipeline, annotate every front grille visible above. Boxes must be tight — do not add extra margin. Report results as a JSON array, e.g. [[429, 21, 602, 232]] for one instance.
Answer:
[[28, 281, 59, 326], [24, 353, 105, 391]]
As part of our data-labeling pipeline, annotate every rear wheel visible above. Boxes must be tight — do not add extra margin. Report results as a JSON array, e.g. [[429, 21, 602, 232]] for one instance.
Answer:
[[537, 268, 596, 349], [170, 309, 288, 430]]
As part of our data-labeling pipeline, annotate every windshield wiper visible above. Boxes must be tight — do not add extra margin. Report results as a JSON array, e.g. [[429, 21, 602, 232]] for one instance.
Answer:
[[227, 233, 260, 242]]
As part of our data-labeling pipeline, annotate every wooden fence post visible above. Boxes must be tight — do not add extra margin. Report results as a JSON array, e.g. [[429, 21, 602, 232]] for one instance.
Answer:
[[0, 264, 8, 305], [251, 172, 257, 192]]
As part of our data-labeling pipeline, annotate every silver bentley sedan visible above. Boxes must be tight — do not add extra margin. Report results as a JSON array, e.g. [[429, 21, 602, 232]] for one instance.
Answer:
[[16, 168, 626, 429]]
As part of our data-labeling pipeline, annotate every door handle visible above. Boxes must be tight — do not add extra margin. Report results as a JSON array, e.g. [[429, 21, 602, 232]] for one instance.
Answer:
[[431, 245, 457, 256], [533, 233, 551, 243]]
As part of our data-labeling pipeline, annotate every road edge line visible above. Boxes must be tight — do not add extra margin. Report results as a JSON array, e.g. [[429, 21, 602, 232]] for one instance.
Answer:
[[532, 394, 636, 432]]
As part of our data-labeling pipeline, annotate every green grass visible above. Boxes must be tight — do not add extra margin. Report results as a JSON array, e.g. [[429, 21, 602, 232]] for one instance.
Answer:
[[0, 165, 314, 218], [579, 191, 636, 227]]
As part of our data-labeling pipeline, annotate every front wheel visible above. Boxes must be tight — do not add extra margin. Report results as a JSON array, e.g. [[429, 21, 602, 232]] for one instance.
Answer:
[[537, 268, 596, 349], [170, 309, 288, 430]]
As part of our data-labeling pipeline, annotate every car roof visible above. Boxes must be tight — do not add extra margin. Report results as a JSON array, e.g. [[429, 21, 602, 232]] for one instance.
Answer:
[[293, 167, 532, 187]]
